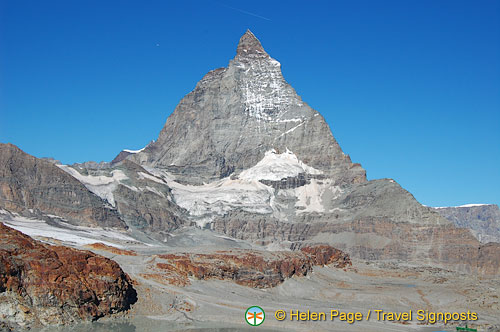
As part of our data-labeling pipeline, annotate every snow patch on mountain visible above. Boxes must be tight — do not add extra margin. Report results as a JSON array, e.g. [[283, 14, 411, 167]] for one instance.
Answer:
[[277, 121, 305, 138], [433, 204, 492, 209], [167, 178, 275, 227], [239, 149, 322, 181], [138, 171, 166, 184], [283, 179, 343, 214], [123, 147, 146, 154], [58, 165, 128, 207], [139, 166, 275, 227], [0, 209, 137, 248], [235, 54, 303, 122]]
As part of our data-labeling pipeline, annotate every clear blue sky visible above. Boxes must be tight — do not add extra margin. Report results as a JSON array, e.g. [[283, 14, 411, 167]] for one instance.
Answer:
[[1, 0, 499, 207]]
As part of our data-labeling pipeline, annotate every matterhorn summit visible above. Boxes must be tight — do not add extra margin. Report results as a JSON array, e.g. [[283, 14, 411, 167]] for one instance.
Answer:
[[128, 30, 365, 185]]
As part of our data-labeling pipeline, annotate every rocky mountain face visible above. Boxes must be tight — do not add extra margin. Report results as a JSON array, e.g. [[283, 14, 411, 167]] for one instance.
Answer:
[[128, 30, 365, 186], [2, 30, 500, 330], [0, 143, 126, 229], [57, 159, 187, 237], [433, 204, 500, 244], [0, 223, 136, 330]]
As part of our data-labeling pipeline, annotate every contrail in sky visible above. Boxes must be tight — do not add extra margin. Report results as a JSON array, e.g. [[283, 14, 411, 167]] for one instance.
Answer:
[[217, 3, 272, 21]]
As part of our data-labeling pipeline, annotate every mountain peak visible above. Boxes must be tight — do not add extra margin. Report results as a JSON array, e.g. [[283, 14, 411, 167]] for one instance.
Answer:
[[236, 29, 267, 56], [128, 30, 364, 186]]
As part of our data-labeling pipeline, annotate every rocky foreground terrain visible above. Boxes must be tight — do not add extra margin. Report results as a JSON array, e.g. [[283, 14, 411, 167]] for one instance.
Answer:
[[3, 221, 495, 332], [1, 30, 499, 331], [141, 245, 351, 288], [0, 212, 356, 331], [0, 223, 137, 331]]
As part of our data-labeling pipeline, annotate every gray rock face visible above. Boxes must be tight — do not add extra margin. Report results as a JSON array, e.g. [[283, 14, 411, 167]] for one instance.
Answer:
[[210, 179, 494, 273], [0, 143, 126, 229], [433, 204, 500, 243], [109, 160, 187, 238], [129, 30, 365, 185]]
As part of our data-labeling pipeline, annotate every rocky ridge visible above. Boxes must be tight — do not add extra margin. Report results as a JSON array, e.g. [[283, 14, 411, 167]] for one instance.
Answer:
[[141, 245, 351, 288], [128, 30, 365, 185]]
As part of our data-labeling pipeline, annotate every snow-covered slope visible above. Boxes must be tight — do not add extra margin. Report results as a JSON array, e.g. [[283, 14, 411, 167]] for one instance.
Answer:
[[238, 149, 322, 181], [0, 209, 138, 248], [57, 165, 130, 207]]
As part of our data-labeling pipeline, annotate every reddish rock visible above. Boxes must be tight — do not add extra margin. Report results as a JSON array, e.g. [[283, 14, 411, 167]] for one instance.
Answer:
[[472, 243, 500, 275], [0, 223, 137, 328], [300, 245, 352, 267], [148, 245, 351, 288], [84, 242, 137, 256]]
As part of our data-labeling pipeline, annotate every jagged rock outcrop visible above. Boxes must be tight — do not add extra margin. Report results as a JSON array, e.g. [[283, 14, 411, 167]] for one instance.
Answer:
[[84, 242, 137, 256], [141, 245, 351, 288], [0, 143, 126, 229], [433, 204, 500, 243], [53, 157, 187, 238], [0, 223, 137, 329]]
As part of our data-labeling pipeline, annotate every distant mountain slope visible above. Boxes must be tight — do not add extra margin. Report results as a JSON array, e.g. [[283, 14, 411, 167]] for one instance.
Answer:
[[433, 204, 500, 243]]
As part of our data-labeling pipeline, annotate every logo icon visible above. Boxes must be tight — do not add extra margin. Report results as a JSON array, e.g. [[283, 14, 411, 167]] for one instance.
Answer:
[[245, 306, 265, 326]]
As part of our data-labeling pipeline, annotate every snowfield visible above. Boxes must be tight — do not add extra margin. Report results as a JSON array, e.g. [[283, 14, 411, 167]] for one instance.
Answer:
[[238, 149, 322, 181], [141, 150, 333, 226], [162, 177, 275, 227], [54, 150, 333, 228], [433, 203, 492, 209], [0, 209, 138, 248], [57, 165, 129, 207]]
